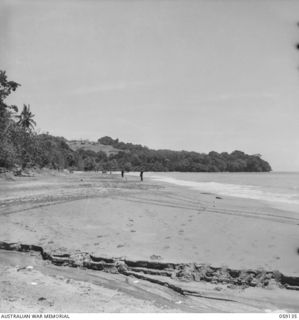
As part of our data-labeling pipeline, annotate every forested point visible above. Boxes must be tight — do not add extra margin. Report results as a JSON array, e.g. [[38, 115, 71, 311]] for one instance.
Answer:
[[0, 71, 272, 174]]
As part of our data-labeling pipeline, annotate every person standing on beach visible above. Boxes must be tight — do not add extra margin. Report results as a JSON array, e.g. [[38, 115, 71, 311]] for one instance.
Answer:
[[140, 171, 143, 182], [121, 170, 124, 178]]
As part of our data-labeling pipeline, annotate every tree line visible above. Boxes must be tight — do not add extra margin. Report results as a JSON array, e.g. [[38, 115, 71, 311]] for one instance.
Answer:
[[0, 70, 272, 173], [96, 137, 271, 172]]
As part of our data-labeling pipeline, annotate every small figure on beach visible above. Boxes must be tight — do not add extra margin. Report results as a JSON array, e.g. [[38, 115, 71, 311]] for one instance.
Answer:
[[140, 171, 144, 182], [121, 170, 124, 178]]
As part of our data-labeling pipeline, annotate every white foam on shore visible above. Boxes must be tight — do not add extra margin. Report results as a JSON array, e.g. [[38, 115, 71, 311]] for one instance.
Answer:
[[148, 174, 299, 206]]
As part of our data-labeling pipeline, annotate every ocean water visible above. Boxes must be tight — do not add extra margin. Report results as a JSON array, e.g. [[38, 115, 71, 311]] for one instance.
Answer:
[[144, 172, 299, 212]]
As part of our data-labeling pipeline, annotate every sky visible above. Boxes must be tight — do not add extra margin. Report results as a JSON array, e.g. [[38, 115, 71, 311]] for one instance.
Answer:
[[1, 0, 299, 171]]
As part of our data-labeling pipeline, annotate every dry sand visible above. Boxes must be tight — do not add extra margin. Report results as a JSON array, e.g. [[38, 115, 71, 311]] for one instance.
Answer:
[[0, 171, 298, 312]]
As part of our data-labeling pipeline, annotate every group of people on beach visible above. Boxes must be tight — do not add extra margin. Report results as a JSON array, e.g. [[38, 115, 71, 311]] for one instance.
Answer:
[[121, 170, 143, 181]]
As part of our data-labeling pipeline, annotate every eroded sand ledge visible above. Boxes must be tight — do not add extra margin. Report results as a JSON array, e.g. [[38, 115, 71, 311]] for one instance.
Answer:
[[1, 241, 299, 292]]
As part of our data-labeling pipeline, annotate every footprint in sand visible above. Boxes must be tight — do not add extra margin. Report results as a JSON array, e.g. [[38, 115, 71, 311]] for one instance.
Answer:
[[150, 254, 162, 260], [38, 297, 47, 302]]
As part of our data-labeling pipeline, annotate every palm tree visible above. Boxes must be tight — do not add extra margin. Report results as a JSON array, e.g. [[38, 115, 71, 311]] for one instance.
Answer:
[[16, 104, 36, 131]]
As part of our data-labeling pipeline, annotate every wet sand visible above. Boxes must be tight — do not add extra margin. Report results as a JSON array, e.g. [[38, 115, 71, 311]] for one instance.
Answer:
[[0, 171, 299, 312]]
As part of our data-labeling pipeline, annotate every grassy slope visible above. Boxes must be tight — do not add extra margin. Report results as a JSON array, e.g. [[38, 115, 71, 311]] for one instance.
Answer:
[[67, 140, 121, 155]]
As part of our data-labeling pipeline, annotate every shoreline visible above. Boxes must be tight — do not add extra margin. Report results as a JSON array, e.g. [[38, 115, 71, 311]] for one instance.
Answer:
[[140, 171, 299, 213]]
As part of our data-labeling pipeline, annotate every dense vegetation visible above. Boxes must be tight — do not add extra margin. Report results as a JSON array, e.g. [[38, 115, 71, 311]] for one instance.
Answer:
[[0, 70, 76, 172], [0, 70, 272, 173], [96, 137, 272, 172]]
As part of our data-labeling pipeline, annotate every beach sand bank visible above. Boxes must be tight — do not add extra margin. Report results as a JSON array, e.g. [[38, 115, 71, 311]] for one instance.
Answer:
[[0, 171, 298, 312]]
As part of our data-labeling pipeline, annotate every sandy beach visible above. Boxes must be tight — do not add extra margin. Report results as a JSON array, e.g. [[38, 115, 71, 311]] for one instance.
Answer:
[[0, 171, 298, 312]]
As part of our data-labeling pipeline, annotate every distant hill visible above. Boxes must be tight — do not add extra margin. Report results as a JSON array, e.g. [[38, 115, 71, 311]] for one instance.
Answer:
[[65, 136, 272, 173], [1, 130, 272, 172]]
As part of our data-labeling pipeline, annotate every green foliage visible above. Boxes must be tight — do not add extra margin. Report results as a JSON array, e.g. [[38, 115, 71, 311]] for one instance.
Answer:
[[98, 136, 118, 146], [32, 134, 75, 169], [97, 137, 272, 172], [0, 71, 39, 170], [68, 136, 272, 172], [0, 70, 19, 116], [0, 71, 22, 168], [16, 104, 36, 131]]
